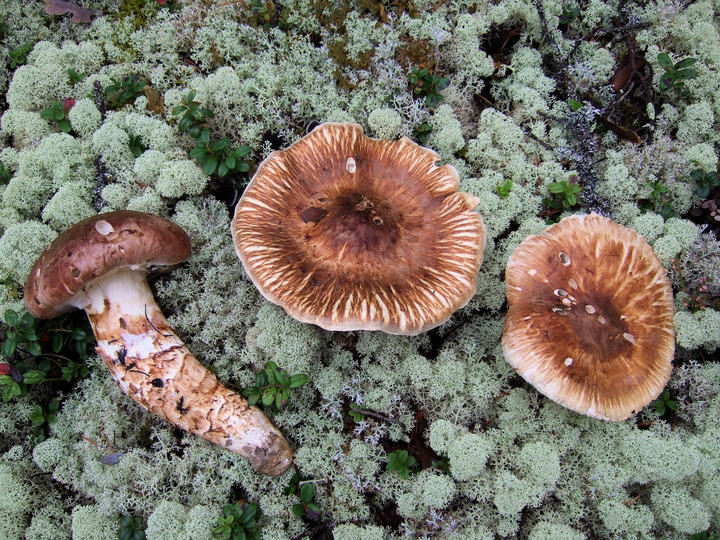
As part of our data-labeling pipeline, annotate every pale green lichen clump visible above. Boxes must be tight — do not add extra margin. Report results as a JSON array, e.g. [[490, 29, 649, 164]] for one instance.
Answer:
[[0, 0, 719, 538]]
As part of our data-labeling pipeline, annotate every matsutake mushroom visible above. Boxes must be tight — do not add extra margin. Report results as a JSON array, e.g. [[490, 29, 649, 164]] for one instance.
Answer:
[[502, 214, 675, 421], [231, 122, 486, 335], [24, 211, 292, 476]]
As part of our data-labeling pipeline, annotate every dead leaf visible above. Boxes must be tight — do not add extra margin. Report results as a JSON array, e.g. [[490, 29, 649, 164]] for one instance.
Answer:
[[595, 114, 642, 144], [44, 0, 97, 23], [143, 85, 165, 115]]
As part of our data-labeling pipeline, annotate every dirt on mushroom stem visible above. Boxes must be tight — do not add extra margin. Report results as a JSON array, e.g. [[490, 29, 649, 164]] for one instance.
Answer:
[[74, 269, 293, 476]]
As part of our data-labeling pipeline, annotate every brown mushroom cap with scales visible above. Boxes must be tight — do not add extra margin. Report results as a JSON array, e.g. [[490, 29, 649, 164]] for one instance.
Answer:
[[232, 122, 486, 335], [502, 214, 675, 421]]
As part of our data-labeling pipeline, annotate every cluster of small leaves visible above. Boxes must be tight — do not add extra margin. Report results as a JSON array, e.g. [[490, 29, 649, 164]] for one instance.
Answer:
[[104, 74, 146, 109], [1, 310, 49, 401], [559, 5, 581, 24], [413, 121, 432, 145], [386, 449, 417, 479], [40, 100, 73, 133], [657, 53, 698, 101], [67, 68, 86, 85], [548, 177, 582, 209], [0, 308, 93, 401], [690, 166, 720, 199], [690, 531, 720, 540], [128, 133, 147, 157], [642, 180, 679, 219], [432, 455, 450, 472], [118, 515, 145, 540], [407, 67, 449, 108], [213, 501, 261, 540], [496, 179, 513, 198], [243, 361, 308, 413], [285, 472, 321, 520], [30, 397, 59, 445], [0, 160, 13, 184], [7, 43, 32, 69], [652, 389, 678, 416], [173, 90, 253, 178]]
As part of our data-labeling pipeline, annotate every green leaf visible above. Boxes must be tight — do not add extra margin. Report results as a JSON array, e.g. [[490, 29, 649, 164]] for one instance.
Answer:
[[237, 161, 250, 173], [568, 99, 583, 111], [548, 182, 565, 194], [291, 503, 306, 517], [275, 366, 290, 388], [172, 105, 188, 116], [289, 373, 308, 388], [49, 397, 60, 414], [203, 156, 218, 175], [657, 53, 673, 70], [300, 482, 315, 504], [218, 161, 230, 178], [211, 138, 230, 153], [2, 337, 16, 357], [50, 332, 64, 354], [275, 388, 288, 412], [261, 387, 277, 407], [0, 375, 13, 385], [674, 57, 697, 70], [27, 341, 42, 357], [235, 146, 251, 158], [189, 147, 208, 159], [198, 128, 211, 145], [23, 369, 46, 384], [566, 193, 577, 206], [40, 109, 56, 120], [4, 309, 18, 326]]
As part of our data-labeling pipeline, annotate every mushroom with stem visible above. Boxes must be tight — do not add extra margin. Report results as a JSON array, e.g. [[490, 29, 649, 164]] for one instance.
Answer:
[[24, 210, 292, 476]]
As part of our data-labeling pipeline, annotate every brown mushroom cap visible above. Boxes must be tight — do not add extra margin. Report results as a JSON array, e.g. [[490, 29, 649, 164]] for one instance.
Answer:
[[232, 122, 486, 335], [25, 210, 191, 319], [502, 214, 675, 421]]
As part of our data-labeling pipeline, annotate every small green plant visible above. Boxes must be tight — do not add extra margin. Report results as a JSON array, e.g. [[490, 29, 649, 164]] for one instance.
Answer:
[[413, 121, 432, 145], [243, 361, 308, 413], [407, 67, 450, 108], [652, 389, 678, 416], [128, 133, 147, 158], [0, 161, 13, 184], [386, 449, 417, 479], [285, 472, 321, 520], [496, 179, 513, 198], [30, 397, 59, 445], [559, 5, 581, 24], [432, 455, 450, 472], [690, 166, 720, 199], [657, 53, 698, 100], [67, 68, 86, 85], [173, 90, 253, 178], [189, 130, 252, 177], [548, 177, 582, 209], [40, 100, 73, 133], [172, 90, 214, 138], [0, 308, 93, 401], [118, 515, 145, 540], [105, 74, 146, 108], [8, 43, 32, 68], [213, 501, 261, 540], [643, 180, 679, 219]]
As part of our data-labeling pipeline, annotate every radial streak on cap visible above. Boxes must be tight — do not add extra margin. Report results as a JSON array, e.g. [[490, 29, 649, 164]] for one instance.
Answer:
[[501, 213, 675, 421], [232, 122, 486, 335]]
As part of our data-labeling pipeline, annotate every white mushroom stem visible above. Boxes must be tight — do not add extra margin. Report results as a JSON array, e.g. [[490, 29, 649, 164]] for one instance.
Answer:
[[72, 270, 292, 476]]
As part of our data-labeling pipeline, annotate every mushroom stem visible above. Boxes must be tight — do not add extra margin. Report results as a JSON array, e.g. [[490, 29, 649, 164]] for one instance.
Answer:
[[73, 270, 292, 476]]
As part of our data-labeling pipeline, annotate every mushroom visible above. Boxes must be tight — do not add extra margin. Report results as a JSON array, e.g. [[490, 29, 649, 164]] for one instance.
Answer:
[[501, 214, 675, 421], [24, 210, 292, 476], [231, 122, 486, 335]]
